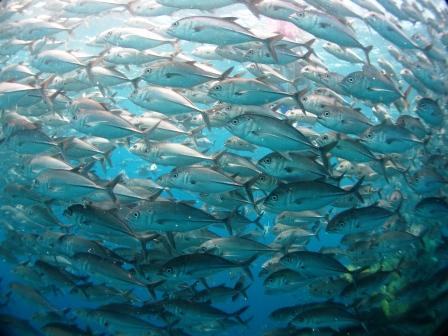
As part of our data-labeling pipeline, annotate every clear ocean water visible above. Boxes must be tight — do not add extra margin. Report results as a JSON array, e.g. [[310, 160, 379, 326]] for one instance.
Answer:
[[0, 0, 448, 335]]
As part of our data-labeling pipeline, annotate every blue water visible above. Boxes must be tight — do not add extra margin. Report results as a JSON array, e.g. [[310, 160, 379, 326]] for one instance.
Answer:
[[1, 0, 448, 335]]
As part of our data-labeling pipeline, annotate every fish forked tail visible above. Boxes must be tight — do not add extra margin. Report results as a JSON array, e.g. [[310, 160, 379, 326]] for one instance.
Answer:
[[263, 34, 284, 63], [219, 66, 234, 81], [236, 254, 258, 281], [348, 176, 365, 203], [239, 0, 262, 18], [103, 173, 124, 203], [229, 305, 250, 325], [362, 45, 373, 65], [233, 276, 251, 301], [292, 87, 309, 114], [146, 279, 166, 300]]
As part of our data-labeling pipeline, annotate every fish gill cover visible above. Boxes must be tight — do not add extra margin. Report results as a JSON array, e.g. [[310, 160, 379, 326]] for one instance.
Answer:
[[0, 0, 447, 335]]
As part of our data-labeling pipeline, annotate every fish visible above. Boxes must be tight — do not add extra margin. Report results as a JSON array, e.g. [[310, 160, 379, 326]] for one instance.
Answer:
[[289, 9, 372, 63], [340, 65, 403, 104], [263, 178, 364, 212], [225, 113, 317, 153], [0, 1, 447, 336], [140, 60, 233, 88], [167, 16, 282, 60], [159, 253, 256, 280]]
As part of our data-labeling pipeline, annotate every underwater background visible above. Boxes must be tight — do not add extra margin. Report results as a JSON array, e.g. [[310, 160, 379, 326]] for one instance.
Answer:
[[0, 0, 448, 335]]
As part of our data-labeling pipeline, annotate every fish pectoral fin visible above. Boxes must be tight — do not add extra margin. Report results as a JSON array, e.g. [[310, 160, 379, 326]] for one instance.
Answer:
[[367, 87, 394, 93], [194, 26, 205, 32], [166, 73, 183, 78], [319, 23, 331, 28], [235, 90, 250, 96], [85, 120, 109, 128]]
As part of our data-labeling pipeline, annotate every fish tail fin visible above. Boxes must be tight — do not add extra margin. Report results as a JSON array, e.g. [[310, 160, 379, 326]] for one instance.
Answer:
[[103, 146, 115, 168], [142, 120, 162, 143], [233, 277, 251, 301], [146, 279, 165, 299], [377, 156, 390, 183], [240, 177, 255, 205], [67, 21, 82, 36], [165, 231, 176, 251], [219, 66, 234, 80], [319, 141, 338, 170], [304, 38, 316, 49], [263, 34, 283, 63], [362, 45, 373, 64], [71, 158, 96, 175], [239, 0, 261, 18], [253, 213, 264, 230], [238, 255, 258, 281], [302, 49, 314, 62], [138, 233, 160, 256], [40, 74, 56, 109], [199, 110, 212, 131], [131, 77, 141, 89], [293, 87, 308, 114], [224, 217, 234, 236], [231, 305, 249, 325], [124, 0, 137, 14], [104, 173, 123, 202], [349, 176, 365, 203]]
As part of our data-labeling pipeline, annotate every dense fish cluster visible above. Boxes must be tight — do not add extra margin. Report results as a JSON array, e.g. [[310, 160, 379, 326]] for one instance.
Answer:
[[0, 0, 448, 335]]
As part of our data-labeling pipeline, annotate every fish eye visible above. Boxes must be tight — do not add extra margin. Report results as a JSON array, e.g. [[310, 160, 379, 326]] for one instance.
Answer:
[[298, 12, 304, 17], [271, 194, 278, 201], [324, 111, 330, 117], [225, 105, 231, 111], [348, 77, 354, 83], [231, 119, 239, 125], [172, 22, 179, 27], [214, 85, 222, 91], [133, 211, 140, 218], [264, 157, 272, 164], [323, 135, 328, 140], [144, 148, 149, 153], [302, 97, 307, 102], [172, 173, 179, 178], [367, 133, 372, 138], [259, 175, 266, 181], [201, 246, 207, 252], [72, 115, 77, 120], [248, 49, 255, 55], [166, 267, 173, 273], [145, 68, 152, 73]]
